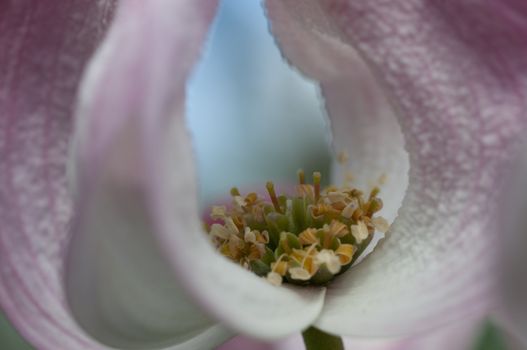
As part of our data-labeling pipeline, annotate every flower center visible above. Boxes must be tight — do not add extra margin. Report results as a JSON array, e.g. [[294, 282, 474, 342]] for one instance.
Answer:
[[205, 170, 389, 286]]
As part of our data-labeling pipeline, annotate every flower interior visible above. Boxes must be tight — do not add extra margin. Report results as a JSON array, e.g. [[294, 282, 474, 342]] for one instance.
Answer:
[[206, 170, 389, 286]]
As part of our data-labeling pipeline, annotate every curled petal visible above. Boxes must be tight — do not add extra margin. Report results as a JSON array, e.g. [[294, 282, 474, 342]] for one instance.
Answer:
[[1, 1, 230, 349], [267, 0, 527, 337], [67, 1, 236, 349], [68, 0, 325, 346], [0, 2, 116, 349]]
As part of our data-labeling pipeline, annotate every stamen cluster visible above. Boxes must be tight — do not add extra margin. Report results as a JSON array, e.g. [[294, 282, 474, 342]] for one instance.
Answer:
[[206, 171, 389, 286]]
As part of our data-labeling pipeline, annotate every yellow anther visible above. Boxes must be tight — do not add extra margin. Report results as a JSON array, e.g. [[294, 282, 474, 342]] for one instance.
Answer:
[[230, 187, 241, 197], [233, 196, 246, 209], [315, 249, 341, 274], [310, 203, 336, 220], [335, 244, 356, 266], [271, 260, 289, 276], [341, 199, 359, 219], [351, 220, 369, 244], [244, 227, 257, 243], [328, 220, 349, 238], [210, 223, 230, 240], [225, 217, 239, 234], [210, 206, 227, 220], [228, 234, 244, 260], [300, 244, 319, 275], [299, 228, 319, 245], [289, 267, 312, 281], [352, 207, 363, 221], [327, 191, 347, 204], [248, 244, 264, 260], [372, 216, 390, 233], [256, 231, 270, 244], [267, 271, 283, 286], [245, 192, 258, 205], [369, 186, 380, 199]]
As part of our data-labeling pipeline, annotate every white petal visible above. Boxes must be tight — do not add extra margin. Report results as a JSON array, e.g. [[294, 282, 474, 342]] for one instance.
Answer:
[[68, 0, 326, 345], [66, 1, 235, 348], [266, 0, 527, 337]]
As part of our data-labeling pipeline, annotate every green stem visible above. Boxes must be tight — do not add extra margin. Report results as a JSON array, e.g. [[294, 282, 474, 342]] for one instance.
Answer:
[[301, 326, 344, 350]]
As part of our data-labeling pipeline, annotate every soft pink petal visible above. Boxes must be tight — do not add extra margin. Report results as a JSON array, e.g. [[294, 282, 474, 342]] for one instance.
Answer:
[[0, 1, 115, 349], [266, 0, 527, 337], [68, 0, 325, 346]]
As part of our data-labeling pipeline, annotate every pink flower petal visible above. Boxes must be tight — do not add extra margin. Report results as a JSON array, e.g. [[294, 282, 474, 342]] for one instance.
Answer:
[[68, 0, 325, 346], [266, 0, 527, 337], [0, 1, 116, 349]]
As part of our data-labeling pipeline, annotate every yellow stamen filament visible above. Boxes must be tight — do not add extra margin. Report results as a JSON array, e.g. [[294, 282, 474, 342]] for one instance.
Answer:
[[297, 184, 315, 201], [266, 181, 282, 213], [297, 169, 305, 185], [313, 172, 321, 202]]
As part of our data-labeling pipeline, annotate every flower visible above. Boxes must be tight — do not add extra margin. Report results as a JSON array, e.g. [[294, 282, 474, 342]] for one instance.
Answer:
[[1, 1, 527, 350]]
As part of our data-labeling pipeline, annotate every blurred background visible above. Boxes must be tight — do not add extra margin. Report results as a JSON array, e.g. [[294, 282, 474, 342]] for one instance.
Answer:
[[0, 0, 511, 349]]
